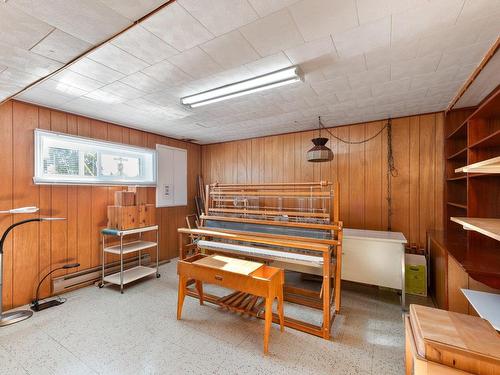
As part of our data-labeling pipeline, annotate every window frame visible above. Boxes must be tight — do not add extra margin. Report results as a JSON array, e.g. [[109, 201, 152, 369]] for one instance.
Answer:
[[34, 129, 157, 186]]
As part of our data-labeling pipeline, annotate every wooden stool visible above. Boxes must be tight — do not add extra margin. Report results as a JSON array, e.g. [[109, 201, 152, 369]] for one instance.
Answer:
[[177, 254, 284, 354]]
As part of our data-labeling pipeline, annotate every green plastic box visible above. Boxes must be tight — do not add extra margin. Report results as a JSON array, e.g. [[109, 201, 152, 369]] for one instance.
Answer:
[[405, 254, 427, 296]]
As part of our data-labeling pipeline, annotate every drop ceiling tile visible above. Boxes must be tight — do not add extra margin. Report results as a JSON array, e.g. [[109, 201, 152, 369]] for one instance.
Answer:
[[142, 60, 192, 85], [119, 71, 168, 93], [364, 37, 419, 69], [0, 3, 54, 50], [355, 0, 425, 24], [391, 0, 464, 42], [284, 37, 334, 65], [84, 89, 125, 103], [30, 29, 91, 63], [16, 85, 74, 106], [111, 25, 178, 64], [87, 44, 149, 75], [244, 52, 292, 75], [458, 0, 500, 22], [99, 81, 146, 99], [476, 15, 500, 42], [99, 0, 168, 20], [200, 30, 259, 69], [239, 9, 304, 56], [247, 0, 299, 17], [391, 52, 441, 80], [51, 69, 104, 91], [0, 42, 63, 77], [335, 86, 372, 103], [0, 68, 40, 87], [348, 64, 390, 89], [179, 0, 257, 36], [372, 77, 411, 97], [333, 16, 391, 58], [438, 40, 494, 71], [322, 55, 366, 78], [141, 2, 213, 51], [410, 65, 459, 90], [36, 78, 89, 97], [288, 0, 358, 41], [69, 57, 125, 83], [168, 47, 222, 79], [310, 75, 351, 95], [10, 0, 131, 44]]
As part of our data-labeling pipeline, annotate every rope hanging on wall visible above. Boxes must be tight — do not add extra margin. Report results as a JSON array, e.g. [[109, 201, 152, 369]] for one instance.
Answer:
[[317, 117, 397, 231]]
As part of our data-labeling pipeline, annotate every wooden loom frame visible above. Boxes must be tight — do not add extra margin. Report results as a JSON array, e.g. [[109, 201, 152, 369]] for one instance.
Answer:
[[178, 181, 342, 339]]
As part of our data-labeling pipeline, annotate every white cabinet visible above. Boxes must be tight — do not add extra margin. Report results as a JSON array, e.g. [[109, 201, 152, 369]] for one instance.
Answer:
[[156, 144, 187, 207], [342, 228, 407, 308]]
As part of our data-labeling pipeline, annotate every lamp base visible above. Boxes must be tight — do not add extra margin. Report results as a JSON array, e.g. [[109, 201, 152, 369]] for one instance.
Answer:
[[30, 299, 65, 312], [0, 310, 33, 327]]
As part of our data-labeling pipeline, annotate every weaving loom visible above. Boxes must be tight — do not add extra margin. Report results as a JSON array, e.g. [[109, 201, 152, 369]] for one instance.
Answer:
[[178, 181, 343, 339]]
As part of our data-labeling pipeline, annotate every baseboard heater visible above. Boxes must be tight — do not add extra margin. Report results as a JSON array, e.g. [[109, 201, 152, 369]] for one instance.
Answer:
[[52, 254, 151, 294]]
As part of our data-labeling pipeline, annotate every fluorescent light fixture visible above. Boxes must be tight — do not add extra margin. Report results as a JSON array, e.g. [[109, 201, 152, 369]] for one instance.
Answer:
[[181, 66, 303, 108]]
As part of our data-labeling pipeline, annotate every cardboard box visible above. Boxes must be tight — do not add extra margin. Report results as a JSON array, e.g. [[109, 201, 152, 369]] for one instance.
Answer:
[[114, 190, 136, 206], [405, 253, 427, 296], [107, 204, 156, 230]]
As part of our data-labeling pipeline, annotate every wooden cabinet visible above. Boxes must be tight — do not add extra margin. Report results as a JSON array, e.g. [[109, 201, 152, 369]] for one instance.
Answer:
[[447, 256, 468, 314]]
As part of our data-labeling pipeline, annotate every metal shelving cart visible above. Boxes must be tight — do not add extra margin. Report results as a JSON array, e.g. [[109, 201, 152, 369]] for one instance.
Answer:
[[99, 225, 160, 293]]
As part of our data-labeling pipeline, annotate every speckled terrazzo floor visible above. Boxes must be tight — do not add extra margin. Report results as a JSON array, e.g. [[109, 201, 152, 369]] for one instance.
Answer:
[[0, 259, 432, 375]]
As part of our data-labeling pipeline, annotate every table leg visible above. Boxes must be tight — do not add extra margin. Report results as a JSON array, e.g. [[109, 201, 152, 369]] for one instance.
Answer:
[[278, 288, 284, 332], [264, 296, 273, 354], [177, 276, 186, 320], [195, 280, 204, 305]]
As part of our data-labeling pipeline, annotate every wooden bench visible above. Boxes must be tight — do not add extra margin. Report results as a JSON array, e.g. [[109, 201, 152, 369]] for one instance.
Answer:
[[177, 254, 284, 354]]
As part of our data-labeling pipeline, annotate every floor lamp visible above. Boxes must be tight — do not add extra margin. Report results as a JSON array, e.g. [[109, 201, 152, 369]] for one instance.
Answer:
[[0, 207, 65, 327]]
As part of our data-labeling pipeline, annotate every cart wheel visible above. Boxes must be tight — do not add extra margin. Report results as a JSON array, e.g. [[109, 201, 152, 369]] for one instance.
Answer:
[[98, 283, 104, 288], [120, 290, 124, 294], [156, 273, 161, 278]]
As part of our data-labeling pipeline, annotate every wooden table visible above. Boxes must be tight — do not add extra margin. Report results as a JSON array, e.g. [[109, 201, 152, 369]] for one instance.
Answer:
[[177, 254, 284, 354]]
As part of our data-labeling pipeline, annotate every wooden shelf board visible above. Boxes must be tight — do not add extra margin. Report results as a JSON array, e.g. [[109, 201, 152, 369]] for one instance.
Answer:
[[455, 156, 500, 174], [104, 240, 157, 255], [446, 175, 467, 181], [446, 147, 468, 160], [447, 202, 467, 209], [103, 265, 157, 285], [446, 121, 467, 140], [469, 129, 500, 149], [450, 217, 500, 241]]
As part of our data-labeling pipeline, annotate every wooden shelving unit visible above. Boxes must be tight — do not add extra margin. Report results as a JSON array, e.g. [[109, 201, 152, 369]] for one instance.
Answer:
[[440, 86, 500, 293]]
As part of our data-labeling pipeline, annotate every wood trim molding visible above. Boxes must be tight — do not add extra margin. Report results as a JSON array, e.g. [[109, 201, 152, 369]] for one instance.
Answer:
[[446, 37, 500, 113]]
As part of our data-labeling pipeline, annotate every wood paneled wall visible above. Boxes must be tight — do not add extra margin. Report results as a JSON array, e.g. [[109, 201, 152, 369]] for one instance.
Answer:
[[202, 113, 445, 249], [0, 100, 201, 309]]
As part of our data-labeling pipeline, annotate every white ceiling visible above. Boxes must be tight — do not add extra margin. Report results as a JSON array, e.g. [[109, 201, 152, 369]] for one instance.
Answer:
[[0, 0, 498, 144]]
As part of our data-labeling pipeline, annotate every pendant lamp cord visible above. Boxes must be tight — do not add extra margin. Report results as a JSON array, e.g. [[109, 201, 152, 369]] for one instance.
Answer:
[[317, 116, 397, 230]]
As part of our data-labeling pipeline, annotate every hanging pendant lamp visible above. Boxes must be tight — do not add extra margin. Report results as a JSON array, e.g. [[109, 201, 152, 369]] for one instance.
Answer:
[[307, 116, 334, 162]]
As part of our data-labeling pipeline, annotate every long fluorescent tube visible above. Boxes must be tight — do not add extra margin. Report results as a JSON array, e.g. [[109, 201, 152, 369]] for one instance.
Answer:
[[181, 66, 302, 108]]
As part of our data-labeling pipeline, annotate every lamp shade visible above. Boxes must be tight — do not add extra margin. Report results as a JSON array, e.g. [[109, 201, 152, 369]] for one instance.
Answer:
[[307, 137, 334, 162]]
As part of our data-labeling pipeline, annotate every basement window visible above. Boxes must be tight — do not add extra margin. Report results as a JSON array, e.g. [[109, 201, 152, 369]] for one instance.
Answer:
[[34, 129, 157, 186]]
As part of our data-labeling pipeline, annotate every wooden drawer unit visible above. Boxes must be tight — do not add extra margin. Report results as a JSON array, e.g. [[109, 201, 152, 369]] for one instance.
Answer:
[[177, 254, 271, 297]]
